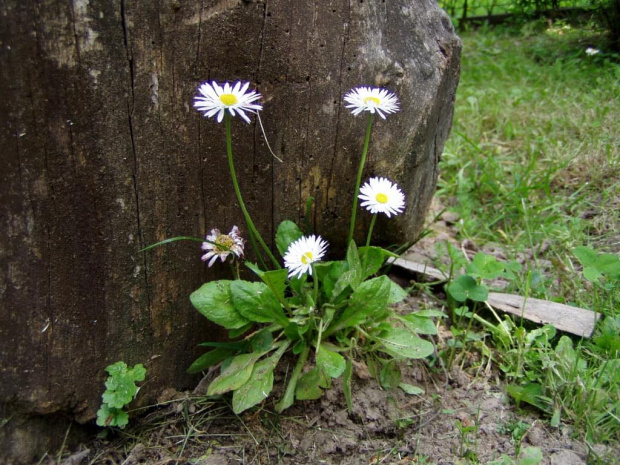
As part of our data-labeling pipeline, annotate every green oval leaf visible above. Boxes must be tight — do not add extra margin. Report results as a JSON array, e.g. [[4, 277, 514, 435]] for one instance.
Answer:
[[276, 220, 303, 257], [316, 345, 346, 378], [207, 353, 262, 396], [190, 280, 250, 329], [376, 328, 434, 359], [230, 280, 288, 326]]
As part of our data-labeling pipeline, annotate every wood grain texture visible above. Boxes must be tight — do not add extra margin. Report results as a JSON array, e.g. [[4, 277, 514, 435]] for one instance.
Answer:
[[487, 293, 600, 338], [0, 1, 460, 460]]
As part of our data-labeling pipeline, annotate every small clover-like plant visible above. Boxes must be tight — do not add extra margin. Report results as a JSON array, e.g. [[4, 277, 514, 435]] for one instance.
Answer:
[[96, 361, 146, 429], [573, 245, 620, 289]]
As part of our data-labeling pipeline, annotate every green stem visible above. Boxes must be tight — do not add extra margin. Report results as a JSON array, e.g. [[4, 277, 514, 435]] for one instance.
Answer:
[[347, 113, 374, 246], [225, 114, 280, 269], [362, 214, 377, 273], [312, 263, 319, 307]]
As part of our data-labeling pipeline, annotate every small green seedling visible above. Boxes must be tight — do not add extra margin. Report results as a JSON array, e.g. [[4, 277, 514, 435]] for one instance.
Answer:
[[96, 361, 146, 429]]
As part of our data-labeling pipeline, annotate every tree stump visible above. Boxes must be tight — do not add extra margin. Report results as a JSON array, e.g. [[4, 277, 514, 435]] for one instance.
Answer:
[[0, 0, 460, 461]]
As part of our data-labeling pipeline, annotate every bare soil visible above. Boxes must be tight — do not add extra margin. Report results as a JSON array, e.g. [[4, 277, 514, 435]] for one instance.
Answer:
[[47, 203, 619, 465], [49, 356, 618, 465]]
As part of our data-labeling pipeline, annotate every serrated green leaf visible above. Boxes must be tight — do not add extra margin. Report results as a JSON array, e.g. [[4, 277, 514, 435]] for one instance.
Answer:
[[292, 338, 306, 354], [583, 266, 602, 283], [346, 241, 363, 285], [232, 358, 275, 414], [207, 353, 262, 396], [359, 246, 385, 278], [388, 280, 408, 304], [96, 403, 114, 427], [380, 360, 401, 389], [295, 368, 327, 400], [244, 261, 264, 277], [250, 329, 274, 352], [505, 383, 550, 411], [230, 280, 288, 326], [261, 269, 289, 300], [401, 313, 437, 335], [314, 260, 348, 300], [191, 280, 250, 329], [573, 246, 598, 267], [399, 383, 425, 395], [331, 269, 358, 300], [276, 221, 303, 257], [231, 343, 289, 413], [228, 323, 253, 339], [102, 363, 145, 409], [597, 253, 620, 277], [329, 275, 391, 331], [188, 348, 234, 374], [376, 327, 434, 359], [106, 361, 129, 378], [96, 404, 129, 429], [316, 344, 346, 378]]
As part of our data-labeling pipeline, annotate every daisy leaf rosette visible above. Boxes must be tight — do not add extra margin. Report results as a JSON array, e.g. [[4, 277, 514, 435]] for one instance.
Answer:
[[343, 86, 400, 119], [359, 177, 406, 217], [283, 235, 328, 279], [194, 81, 262, 123]]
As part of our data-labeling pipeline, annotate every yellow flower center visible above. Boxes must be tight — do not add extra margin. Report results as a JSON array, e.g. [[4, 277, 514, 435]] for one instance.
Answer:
[[301, 251, 314, 265], [375, 193, 388, 204], [364, 96, 381, 106], [219, 93, 238, 106], [216, 235, 235, 251]]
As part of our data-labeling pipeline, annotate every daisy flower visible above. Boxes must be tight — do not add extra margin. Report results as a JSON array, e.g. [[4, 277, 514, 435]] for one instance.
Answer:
[[343, 86, 399, 119], [201, 226, 245, 267], [358, 177, 405, 218], [283, 235, 328, 279], [193, 81, 263, 123]]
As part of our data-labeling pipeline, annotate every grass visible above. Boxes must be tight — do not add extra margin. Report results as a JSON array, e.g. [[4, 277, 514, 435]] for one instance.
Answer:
[[436, 19, 620, 446], [439, 0, 596, 19]]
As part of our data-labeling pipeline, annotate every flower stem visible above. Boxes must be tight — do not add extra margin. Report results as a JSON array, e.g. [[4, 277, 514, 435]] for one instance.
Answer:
[[348, 113, 374, 246], [362, 214, 377, 273], [365, 214, 377, 250], [225, 114, 280, 269]]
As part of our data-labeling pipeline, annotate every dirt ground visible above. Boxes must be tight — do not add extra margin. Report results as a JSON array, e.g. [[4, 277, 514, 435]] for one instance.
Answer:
[[46, 202, 619, 465], [48, 357, 618, 465]]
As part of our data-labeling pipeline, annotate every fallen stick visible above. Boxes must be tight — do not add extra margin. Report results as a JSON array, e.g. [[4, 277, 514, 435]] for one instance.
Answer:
[[390, 257, 600, 338]]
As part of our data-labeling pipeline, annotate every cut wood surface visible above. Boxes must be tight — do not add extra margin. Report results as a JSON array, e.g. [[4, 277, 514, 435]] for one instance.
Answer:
[[487, 293, 600, 338], [391, 258, 600, 337], [390, 257, 447, 281]]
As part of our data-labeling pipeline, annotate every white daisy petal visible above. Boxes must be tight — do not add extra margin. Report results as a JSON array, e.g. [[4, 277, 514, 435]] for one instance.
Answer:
[[201, 226, 245, 267], [343, 86, 400, 118], [283, 235, 328, 279], [193, 81, 264, 123], [358, 177, 406, 218]]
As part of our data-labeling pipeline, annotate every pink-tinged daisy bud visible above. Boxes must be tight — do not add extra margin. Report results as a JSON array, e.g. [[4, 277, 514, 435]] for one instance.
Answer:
[[201, 226, 245, 267]]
